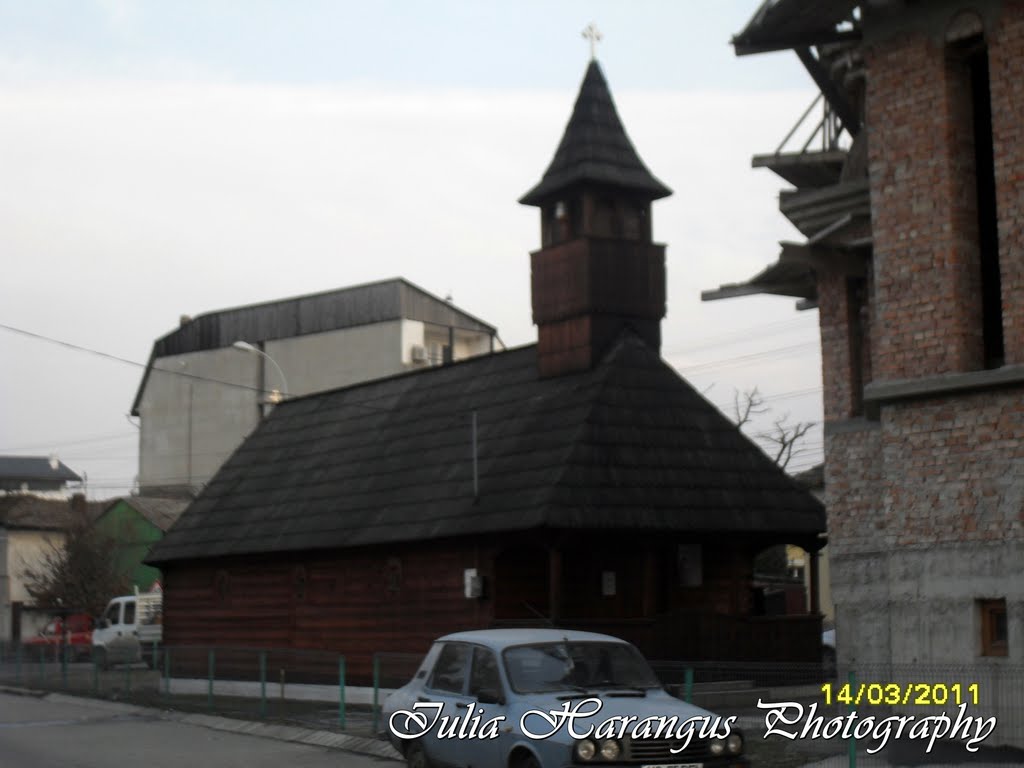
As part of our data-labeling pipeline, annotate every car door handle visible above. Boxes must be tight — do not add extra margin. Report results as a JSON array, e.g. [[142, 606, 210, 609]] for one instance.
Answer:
[[416, 696, 431, 703], [457, 702, 474, 709]]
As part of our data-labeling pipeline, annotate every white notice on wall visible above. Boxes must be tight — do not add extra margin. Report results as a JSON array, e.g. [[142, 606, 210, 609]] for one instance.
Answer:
[[601, 570, 616, 596], [678, 544, 703, 587]]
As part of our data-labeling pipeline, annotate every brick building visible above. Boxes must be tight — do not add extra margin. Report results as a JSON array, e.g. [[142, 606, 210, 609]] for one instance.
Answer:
[[706, 0, 1024, 684]]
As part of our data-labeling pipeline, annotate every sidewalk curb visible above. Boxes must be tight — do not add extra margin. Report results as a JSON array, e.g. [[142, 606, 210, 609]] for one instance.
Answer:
[[16, 688, 402, 762], [0, 684, 48, 698]]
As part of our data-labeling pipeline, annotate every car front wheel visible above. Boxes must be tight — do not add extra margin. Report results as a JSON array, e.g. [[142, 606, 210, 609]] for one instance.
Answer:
[[405, 742, 432, 768]]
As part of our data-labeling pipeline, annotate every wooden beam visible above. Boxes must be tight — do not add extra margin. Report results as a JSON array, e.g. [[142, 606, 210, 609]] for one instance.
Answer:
[[733, 28, 861, 56], [809, 550, 821, 615], [780, 241, 866, 278], [796, 47, 861, 135], [548, 547, 562, 623]]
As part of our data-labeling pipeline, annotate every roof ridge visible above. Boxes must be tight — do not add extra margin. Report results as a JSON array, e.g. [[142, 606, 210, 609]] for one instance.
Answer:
[[535, 334, 640, 515]]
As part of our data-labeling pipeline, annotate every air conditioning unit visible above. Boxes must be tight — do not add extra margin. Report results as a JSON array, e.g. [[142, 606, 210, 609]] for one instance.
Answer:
[[411, 344, 428, 363]]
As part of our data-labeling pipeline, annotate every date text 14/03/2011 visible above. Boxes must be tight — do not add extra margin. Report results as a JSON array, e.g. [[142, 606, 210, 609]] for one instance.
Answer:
[[821, 682, 980, 707]]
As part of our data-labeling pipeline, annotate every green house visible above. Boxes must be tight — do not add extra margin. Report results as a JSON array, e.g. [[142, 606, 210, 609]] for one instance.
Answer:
[[94, 497, 188, 590]]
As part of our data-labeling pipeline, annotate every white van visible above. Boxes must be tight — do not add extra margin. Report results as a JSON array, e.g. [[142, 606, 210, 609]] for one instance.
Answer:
[[92, 589, 163, 668]]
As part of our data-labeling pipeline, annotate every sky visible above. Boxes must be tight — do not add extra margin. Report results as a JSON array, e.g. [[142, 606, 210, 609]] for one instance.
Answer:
[[0, 1, 826, 498]]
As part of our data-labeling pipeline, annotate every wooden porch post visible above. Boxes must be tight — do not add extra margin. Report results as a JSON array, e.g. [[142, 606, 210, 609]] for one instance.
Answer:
[[808, 548, 820, 615], [642, 548, 657, 617], [548, 548, 562, 623]]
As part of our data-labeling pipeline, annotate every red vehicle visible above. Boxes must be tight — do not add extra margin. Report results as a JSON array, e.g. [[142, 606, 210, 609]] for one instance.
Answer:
[[22, 614, 94, 662]]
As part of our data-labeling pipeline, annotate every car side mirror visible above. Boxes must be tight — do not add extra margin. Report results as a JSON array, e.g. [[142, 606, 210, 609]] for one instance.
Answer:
[[98, 619, 110, 629]]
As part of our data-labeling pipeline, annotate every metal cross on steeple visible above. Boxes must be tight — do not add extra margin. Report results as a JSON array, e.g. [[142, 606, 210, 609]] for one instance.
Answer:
[[582, 23, 602, 60]]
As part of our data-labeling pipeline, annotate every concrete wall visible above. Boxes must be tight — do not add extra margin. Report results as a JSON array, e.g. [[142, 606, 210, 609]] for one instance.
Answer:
[[139, 320, 494, 495], [0, 529, 65, 642], [138, 347, 261, 495]]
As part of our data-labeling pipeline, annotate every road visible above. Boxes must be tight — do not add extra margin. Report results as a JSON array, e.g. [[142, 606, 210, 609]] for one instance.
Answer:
[[0, 691, 403, 768]]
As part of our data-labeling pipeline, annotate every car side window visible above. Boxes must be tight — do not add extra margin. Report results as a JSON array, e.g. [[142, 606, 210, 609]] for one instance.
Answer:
[[105, 604, 121, 626], [429, 643, 470, 694], [469, 647, 503, 700], [123, 601, 136, 625]]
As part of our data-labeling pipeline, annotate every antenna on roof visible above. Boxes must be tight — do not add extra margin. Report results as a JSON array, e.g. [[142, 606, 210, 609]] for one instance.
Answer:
[[472, 411, 479, 499]]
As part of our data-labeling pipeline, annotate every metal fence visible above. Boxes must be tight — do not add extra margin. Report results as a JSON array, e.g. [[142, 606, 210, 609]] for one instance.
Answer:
[[1, 642, 1020, 768], [0, 642, 359, 734]]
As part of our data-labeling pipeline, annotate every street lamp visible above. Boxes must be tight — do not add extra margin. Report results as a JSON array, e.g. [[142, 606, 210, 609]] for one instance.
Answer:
[[232, 341, 289, 404]]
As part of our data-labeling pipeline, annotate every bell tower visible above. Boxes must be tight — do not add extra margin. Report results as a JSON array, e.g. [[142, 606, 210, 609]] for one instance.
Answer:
[[520, 59, 673, 377]]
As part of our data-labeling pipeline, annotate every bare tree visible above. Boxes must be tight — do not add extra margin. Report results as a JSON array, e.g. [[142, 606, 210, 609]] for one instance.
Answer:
[[730, 387, 816, 578], [731, 387, 815, 470], [760, 415, 815, 470], [22, 507, 130, 618]]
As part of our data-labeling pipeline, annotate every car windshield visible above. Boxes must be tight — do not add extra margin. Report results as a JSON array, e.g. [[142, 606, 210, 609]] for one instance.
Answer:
[[503, 641, 661, 693]]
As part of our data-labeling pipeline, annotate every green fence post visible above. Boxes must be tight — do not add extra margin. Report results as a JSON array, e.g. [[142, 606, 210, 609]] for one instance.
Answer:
[[372, 654, 380, 734], [164, 647, 171, 696], [338, 656, 346, 730], [848, 669, 856, 768], [684, 667, 694, 703], [208, 649, 215, 712], [93, 657, 99, 696], [259, 651, 267, 719], [152, 641, 158, 671], [15, 644, 22, 685]]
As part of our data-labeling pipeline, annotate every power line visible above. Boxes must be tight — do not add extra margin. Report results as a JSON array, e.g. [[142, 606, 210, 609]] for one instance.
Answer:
[[711, 386, 822, 412], [0, 321, 396, 413], [672, 340, 821, 375], [0, 431, 137, 453], [664, 316, 815, 356]]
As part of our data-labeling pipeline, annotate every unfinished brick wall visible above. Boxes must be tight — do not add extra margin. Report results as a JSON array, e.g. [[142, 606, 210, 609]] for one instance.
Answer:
[[865, 27, 987, 379], [822, 4, 1024, 673], [823, 426, 882, 556], [880, 389, 1024, 547], [989, 1, 1024, 364]]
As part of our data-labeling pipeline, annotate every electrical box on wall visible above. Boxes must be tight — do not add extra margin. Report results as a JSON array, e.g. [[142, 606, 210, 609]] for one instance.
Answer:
[[601, 570, 617, 597], [464, 568, 483, 599], [678, 544, 703, 587]]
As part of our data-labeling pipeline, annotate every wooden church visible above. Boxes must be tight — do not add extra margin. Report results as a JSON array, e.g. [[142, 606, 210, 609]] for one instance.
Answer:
[[148, 59, 826, 681]]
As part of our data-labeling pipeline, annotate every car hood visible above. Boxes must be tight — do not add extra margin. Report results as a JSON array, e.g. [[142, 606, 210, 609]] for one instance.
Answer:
[[509, 689, 724, 735]]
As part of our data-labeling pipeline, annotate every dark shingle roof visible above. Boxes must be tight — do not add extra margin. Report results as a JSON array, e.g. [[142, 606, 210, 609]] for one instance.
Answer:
[[0, 496, 104, 531], [131, 278, 496, 416], [519, 61, 672, 206], [0, 457, 81, 484], [148, 334, 824, 564], [108, 497, 189, 532]]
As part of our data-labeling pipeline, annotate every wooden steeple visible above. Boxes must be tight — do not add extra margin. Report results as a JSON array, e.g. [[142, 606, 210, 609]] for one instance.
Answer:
[[521, 60, 673, 378]]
